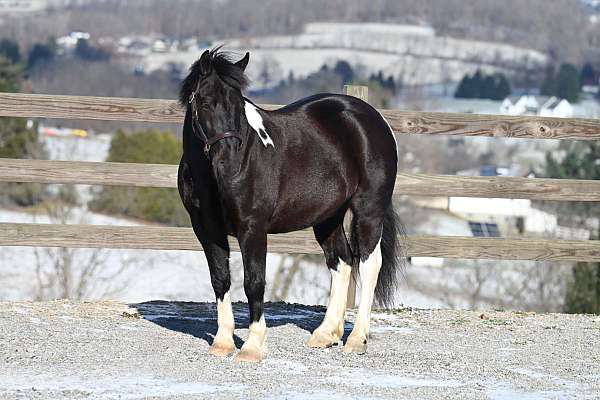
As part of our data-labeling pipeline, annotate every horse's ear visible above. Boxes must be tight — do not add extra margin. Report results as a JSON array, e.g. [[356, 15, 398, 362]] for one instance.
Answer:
[[199, 49, 211, 75], [235, 52, 250, 71]]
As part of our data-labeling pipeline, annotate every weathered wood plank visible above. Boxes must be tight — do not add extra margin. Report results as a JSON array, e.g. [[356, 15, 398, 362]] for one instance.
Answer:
[[2, 223, 600, 261], [1, 93, 600, 140], [405, 235, 600, 262], [0, 93, 184, 123], [0, 223, 319, 254], [380, 109, 600, 140], [0, 93, 277, 123], [0, 158, 179, 188], [3, 158, 600, 202], [395, 173, 600, 201]]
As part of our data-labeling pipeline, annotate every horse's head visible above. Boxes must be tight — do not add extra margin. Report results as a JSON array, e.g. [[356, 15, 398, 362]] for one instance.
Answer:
[[180, 48, 250, 153]]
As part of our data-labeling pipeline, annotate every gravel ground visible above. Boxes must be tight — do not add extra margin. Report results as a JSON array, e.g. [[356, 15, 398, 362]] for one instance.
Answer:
[[0, 300, 599, 399]]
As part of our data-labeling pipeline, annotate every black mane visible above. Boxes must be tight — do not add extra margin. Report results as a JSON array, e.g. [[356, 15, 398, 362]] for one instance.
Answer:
[[179, 48, 249, 105]]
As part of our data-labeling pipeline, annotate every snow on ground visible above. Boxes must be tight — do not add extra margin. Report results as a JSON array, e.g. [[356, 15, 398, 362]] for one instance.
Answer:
[[1, 301, 598, 399]]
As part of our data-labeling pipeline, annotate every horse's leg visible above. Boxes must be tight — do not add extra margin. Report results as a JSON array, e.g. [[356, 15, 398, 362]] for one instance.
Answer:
[[343, 208, 384, 354], [204, 241, 235, 357], [190, 214, 234, 357], [234, 228, 268, 363], [307, 215, 353, 348]]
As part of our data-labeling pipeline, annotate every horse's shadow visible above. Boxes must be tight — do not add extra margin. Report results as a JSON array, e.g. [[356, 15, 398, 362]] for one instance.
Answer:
[[130, 301, 354, 349]]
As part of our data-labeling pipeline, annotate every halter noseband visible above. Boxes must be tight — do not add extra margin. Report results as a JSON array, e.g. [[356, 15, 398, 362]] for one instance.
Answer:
[[188, 90, 243, 157]]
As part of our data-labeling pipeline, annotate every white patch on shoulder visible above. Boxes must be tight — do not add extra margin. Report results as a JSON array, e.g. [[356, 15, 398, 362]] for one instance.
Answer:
[[244, 101, 274, 148], [376, 109, 398, 156]]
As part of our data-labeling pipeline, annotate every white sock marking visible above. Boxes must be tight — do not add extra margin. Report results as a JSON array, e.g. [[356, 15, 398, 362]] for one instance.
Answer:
[[245, 315, 267, 350], [244, 101, 274, 148], [352, 238, 382, 339], [215, 291, 234, 343], [317, 259, 352, 337]]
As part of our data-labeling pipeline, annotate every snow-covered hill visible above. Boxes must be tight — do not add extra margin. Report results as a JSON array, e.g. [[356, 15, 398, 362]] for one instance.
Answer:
[[144, 22, 548, 89]]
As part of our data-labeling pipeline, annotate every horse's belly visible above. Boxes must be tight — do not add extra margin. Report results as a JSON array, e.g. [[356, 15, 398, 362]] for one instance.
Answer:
[[267, 177, 353, 233]]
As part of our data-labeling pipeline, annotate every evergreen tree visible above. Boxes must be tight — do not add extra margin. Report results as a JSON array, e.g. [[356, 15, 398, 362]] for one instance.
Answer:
[[494, 74, 512, 100], [455, 70, 511, 100], [333, 60, 354, 85], [544, 142, 600, 314], [540, 65, 558, 96], [27, 38, 56, 70], [385, 76, 396, 91], [455, 74, 475, 98], [74, 39, 110, 62], [580, 63, 596, 87], [481, 75, 496, 100], [556, 63, 581, 103], [0, 39, 20, 64]]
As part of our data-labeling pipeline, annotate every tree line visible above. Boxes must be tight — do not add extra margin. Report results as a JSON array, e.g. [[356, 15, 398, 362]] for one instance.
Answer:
[[455, 62, 599, 103]]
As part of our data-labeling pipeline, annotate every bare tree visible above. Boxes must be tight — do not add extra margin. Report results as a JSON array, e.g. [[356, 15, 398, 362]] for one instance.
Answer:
[[407, 259, 569, 312], [32, 187, 133, 300]]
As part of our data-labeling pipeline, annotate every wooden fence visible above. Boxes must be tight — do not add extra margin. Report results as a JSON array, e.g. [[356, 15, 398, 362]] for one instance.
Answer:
[[1, 89, 600, 264]]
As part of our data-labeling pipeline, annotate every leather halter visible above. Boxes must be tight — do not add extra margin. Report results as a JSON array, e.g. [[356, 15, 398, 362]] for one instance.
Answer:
[[188, 89, 243, 157]]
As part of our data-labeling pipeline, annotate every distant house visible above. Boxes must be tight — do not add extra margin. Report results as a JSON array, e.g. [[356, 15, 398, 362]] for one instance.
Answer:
[[500, 95, 538, 115], [500, 95, 573, 118], [539, 97, 574, 118], [414, 164, 589, 240]]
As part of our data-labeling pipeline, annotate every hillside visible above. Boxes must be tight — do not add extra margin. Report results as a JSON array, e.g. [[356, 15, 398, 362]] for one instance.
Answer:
[[0, 0, 592, 64]]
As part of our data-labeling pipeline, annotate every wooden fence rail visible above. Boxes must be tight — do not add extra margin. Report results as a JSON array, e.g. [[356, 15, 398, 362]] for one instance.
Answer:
[[1, 91, 600, 263], [2, 223, 600, 262], [2, 158, 600, 202], [2, 92, 600, 140]]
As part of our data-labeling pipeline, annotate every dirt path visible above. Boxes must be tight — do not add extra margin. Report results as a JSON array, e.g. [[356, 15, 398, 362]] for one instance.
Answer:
[[0, 300, 598, 399]]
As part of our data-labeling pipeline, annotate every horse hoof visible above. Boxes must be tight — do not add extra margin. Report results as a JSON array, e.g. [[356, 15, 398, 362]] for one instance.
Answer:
[[234, 346, 264, 363], [208, 340, 235, 357], [343, 336, 367, 354], [306, 330, 339, 348]]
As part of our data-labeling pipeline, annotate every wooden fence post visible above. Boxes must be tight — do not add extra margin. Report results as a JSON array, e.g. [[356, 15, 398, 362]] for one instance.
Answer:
[[343, 85, 369, 309]]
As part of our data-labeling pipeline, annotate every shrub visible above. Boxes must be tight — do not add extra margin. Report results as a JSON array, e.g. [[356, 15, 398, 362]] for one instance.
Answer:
[[565, 263, 600, 314], [0, 118, 47, 206], [90, 129, 189, 226]]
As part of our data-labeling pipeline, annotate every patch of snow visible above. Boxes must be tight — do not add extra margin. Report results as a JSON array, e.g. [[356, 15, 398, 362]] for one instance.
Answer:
[[263, 359, 309, 374], [486, 387, 575, 400], [329, 370, 464, 389], [369, 326, 415, 334], [267, 391, 374, 400], [0, 372, 243, 399]]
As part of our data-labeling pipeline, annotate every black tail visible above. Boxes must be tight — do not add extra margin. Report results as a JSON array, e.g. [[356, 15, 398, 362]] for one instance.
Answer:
[[375, 204, 406, 308]]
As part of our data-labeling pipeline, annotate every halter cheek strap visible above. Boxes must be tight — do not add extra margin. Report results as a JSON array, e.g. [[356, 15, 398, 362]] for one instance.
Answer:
[[188, 90, 243, 157]]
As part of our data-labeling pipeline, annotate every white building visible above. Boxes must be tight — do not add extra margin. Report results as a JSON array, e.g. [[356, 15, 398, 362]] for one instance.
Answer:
[[501, 95, 573, 118], [500, 95, 539, 115], [539, 97, 574, 118]]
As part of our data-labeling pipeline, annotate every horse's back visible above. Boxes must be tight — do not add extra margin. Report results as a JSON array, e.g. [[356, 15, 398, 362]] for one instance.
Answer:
[[271, 93, 397, 184], [264, 93, 398, 232]]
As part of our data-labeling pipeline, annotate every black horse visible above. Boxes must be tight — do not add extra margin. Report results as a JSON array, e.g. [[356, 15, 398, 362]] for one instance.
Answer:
[[178, 49, 402, 362]]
